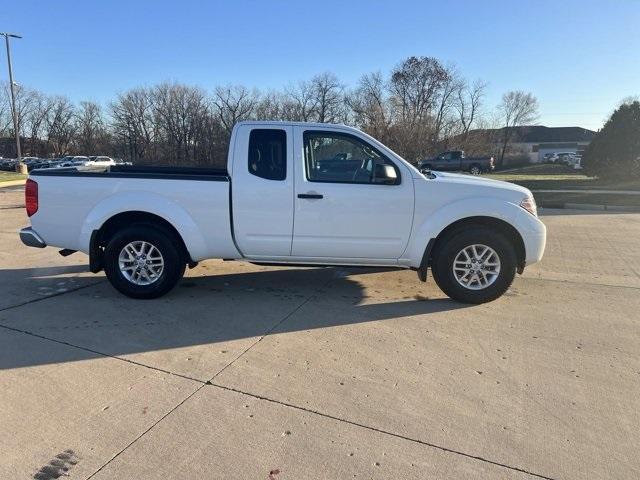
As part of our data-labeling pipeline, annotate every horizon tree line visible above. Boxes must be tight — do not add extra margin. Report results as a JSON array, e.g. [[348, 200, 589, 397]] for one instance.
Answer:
[[0, 56, 539, 167]]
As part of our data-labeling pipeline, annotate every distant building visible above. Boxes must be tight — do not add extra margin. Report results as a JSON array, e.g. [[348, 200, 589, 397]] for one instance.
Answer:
[[460, 126, 596, 164], [502, 126, 596, 162]]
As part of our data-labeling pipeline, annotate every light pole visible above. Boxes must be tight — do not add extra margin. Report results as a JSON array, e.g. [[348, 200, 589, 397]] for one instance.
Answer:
[[1, 32, 25, 174]]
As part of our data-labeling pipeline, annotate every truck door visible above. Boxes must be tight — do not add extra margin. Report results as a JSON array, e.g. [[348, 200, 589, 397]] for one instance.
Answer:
[[291, 126, 414, 260], [231, 125, 294, 257], [440, 151, 454, 171]]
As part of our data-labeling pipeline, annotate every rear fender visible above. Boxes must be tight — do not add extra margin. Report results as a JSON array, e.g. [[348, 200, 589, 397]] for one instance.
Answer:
[[78, 191, 208, 260]]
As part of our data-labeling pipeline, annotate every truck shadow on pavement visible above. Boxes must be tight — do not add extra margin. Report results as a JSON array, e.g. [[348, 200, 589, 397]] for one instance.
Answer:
[[0, 265, 469, 373]]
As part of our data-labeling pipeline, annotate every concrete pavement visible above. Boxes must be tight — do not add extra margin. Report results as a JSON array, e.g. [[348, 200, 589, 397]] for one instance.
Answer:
[[1, 186, 639, 479]]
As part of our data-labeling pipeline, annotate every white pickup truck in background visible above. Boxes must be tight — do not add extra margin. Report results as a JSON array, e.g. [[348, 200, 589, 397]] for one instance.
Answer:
[[20, 121, 546, 303]]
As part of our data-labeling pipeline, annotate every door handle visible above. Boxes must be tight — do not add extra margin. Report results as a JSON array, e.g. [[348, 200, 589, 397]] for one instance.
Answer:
[[297, 193, 323, 199]]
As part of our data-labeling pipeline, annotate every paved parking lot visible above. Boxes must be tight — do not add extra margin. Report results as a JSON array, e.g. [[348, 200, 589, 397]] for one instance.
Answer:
[[1, 184, 639, 480]]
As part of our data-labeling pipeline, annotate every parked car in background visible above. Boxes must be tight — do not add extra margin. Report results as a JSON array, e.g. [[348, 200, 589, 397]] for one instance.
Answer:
[[59, 156, 91, 167], [417, 150, 495, 175], [88, 156, 117, 167], [0, 158, 17, 171], [546, 152, 581, 166], [22, 158, 51, 172], [113, 158, 133, 165], [20, 121, 546, 304], [53, 156, 77, 167], [24, 156, 121, 170], [555, 153, 582, 169]]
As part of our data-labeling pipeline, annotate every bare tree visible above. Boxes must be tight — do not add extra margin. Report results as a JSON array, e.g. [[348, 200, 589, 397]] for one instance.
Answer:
[[497, 90, 539, 166], [388, 56, 449, 126], [0, 83, 12, 135], [110, 87, 156, 162], [432, 66, 464, 144], [285, 80, 318, 121], [1, 84, 39, 153], [45, 96, 76, 156], [23, 91, 53, 156], [455, 78, 486, 138], [386, 56, 450, 161], [212, 85, 259, 134], [254, 91, 288, 121], [153, 83, 210, 162], [75, 101, 107, 154], [309, 72, 345, 123], [347, 72, 391, 142]]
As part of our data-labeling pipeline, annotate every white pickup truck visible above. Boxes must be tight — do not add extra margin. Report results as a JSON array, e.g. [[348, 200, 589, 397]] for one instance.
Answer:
[[20, 121, 546, 303]]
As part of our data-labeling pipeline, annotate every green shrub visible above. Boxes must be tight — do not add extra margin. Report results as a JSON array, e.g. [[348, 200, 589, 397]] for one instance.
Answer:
[[583, 100, 640, 179]]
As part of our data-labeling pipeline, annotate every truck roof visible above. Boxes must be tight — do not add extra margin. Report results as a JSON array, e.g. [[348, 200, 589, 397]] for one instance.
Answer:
[[236, 120, 355, 130]]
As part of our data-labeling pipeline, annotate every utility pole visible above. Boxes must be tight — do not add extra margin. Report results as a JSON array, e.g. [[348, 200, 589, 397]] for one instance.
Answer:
[[1, 32, 25, 174]]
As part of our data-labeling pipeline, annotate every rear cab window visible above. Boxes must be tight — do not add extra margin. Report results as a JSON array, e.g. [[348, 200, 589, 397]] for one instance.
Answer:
[[248, 129, 287, 181]]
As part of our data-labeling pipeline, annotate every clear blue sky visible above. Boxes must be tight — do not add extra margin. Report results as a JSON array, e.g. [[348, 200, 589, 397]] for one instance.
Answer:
[[4, 0, 639, 130]]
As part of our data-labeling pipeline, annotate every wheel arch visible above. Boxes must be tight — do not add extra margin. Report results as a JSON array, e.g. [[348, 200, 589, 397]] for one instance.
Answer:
[[89, 211, 193, 273], [431, 216, 526, 273]]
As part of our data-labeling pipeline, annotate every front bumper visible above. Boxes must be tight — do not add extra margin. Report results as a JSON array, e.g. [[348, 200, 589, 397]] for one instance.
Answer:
[[514, 214, 546, 265], [19, 227, 46, 248]]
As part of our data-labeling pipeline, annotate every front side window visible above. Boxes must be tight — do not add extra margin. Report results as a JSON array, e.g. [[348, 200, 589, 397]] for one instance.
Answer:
[[248, 129, 286, 181], [303, 131, 400, 185]]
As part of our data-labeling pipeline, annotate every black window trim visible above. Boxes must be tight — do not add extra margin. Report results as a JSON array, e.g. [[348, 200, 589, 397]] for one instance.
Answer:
[[248, 128, 287, 181], [302, 130, 401, 186]]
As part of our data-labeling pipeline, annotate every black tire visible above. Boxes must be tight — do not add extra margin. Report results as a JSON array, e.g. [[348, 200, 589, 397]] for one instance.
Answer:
[[421, 164, 433, 172], [469, 164, 482, 175], [103, 224, 186, 299], [431, 226, 516, 304]]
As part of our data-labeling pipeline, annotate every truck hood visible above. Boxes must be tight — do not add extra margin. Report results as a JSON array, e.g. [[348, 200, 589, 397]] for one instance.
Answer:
[[415, 170, 532, 199]]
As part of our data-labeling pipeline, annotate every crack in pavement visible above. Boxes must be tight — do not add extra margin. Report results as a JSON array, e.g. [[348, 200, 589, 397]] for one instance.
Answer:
[[0, 322, 205, 384], [0, 279, 105, 313], [207, 382, 557, 480], [81, 283, 328, 479], [208, 277, 334, 381], [520, 275, 640, 291]]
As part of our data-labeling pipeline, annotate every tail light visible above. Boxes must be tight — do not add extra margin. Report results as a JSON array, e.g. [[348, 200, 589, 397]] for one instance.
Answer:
[[25, 178, 38, 217]]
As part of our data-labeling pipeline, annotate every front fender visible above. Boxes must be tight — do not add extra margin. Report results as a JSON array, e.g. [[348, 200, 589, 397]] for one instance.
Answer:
[[78, 191, 208, 260], [402, 197, 524, 267]]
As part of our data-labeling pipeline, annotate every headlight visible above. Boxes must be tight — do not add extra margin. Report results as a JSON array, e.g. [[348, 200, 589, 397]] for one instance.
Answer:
[[520, 195, 537, 217]]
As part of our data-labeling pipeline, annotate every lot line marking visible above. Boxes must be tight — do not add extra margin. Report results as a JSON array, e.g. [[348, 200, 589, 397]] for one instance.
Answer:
[[209, 382, 557, 480]]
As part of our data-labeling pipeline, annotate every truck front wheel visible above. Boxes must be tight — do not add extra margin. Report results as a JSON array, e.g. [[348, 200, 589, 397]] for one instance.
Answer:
[[469, 164, 482, 175], [103, 225, 186, 299], [431, 227, 516, 304]]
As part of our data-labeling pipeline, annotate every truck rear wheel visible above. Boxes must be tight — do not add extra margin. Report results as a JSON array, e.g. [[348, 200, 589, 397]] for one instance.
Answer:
[[103, 225, 186, 299], [431, 227, 516, 304], [469, 164, 481, 175]]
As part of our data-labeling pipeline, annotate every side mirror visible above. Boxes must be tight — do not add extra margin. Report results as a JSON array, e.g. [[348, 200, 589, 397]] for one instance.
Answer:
[[373, 164, 398, 185]]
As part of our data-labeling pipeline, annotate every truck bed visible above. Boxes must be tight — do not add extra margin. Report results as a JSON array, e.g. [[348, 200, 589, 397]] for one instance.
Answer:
[[28, 164, 238, 261], [30, 164, 229, 181]]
